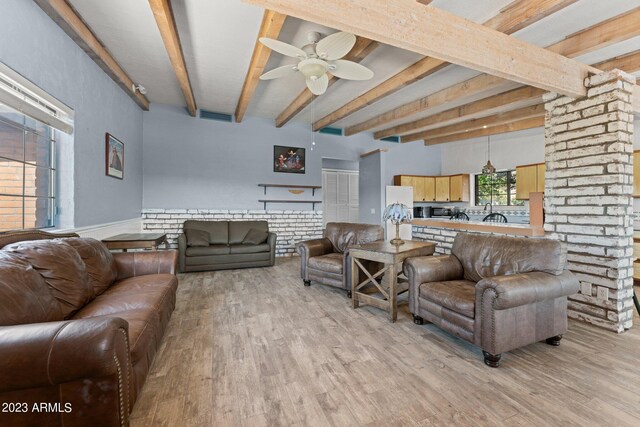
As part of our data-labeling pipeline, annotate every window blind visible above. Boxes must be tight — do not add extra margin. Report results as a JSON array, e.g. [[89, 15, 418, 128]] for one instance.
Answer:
[[0, 62, 74, 134]]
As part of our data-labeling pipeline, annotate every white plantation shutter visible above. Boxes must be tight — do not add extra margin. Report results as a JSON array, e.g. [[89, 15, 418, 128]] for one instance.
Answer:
[[322, 169, 359, 226]]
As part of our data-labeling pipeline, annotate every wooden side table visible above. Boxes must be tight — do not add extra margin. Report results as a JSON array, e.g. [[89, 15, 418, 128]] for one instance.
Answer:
[[350, 240, 436, 322], [102, 233, 168, 252]]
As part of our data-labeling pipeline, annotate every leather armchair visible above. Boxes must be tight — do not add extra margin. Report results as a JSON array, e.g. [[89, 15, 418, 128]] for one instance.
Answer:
[[404, 232, 580, 367], [296, 222, 384, 297]]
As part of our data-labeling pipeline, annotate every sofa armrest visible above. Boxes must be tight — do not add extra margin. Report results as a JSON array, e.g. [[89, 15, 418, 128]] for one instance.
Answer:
[[296, 237, 333, 258], [0, 317, 130, 393], [296, 237, 333, 281], [404, 255, 464, 286], [476, 270, 580, 310], [178, 233, 187, 272], [268, 232, 277, 266], [113, 249, 178, 280]]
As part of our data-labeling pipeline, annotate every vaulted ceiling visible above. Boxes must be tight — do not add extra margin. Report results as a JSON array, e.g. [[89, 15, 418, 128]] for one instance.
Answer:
[[61, 0, 639, 144]]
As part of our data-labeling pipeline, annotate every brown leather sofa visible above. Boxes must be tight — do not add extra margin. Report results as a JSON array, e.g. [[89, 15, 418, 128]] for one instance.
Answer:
[[0, 230, 178, 427], [404, 233, 580, 367], [178, 220, 276, 272], [296, 222, 384, 297]]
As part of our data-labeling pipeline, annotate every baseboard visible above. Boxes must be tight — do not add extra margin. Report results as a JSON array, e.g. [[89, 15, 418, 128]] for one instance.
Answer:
[[54, 217, 142, 240]]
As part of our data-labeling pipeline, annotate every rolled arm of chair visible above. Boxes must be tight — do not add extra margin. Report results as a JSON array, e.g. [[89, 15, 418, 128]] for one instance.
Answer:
[[476, 270, 580, 310], [0, 317, 130, 393], [178, 233, 187, 272], [403, 255, 464, 287], [114, 249, 178, 280], [268, 232, 277, 266], [296, 237, 332, 259]]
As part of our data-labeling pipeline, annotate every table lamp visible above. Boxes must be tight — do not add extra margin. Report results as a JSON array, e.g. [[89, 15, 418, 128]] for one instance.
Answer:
[[383, 203, 413, 245]]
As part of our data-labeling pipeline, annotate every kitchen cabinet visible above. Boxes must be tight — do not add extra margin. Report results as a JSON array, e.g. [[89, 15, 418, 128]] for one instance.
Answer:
[[423, 177, 436, 202], [394, 174, 467, 202], [435, 177, 450, 202], [634, 151, 640, 197], [536, 163, 546, 193], [449, 174, 470, 202], [516, 163, 544, 200]]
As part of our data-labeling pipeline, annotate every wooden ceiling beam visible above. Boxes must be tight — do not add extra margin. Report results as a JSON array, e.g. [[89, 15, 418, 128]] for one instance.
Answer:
[[593, 50, 640, 74], [345, 74, 518, 136], [377, 86, 544, 140], [367, 7, 640, 138], [149, 0, 196, 116], [309, 0, 579, 131], [548, 7, 640, 58], [407, 104, 545, 142], [395, 48, 640, 143], [235, 10, 286, 123], [424, 116, 545, 146], [275, 37, 378, 128], [34, 0, 149, 110]]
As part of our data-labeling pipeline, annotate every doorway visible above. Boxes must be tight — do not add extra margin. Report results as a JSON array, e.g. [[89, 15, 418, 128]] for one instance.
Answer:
[[322, 168, 359, 226]]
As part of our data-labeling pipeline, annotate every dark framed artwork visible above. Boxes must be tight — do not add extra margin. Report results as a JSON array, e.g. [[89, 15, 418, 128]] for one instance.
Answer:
[[105, 133, 124, 179], [274, 145, 305, 174]]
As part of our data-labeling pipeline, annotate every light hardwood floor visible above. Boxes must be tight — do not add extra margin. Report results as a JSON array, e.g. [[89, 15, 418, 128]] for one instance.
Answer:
[[131, 258, 640, 426]]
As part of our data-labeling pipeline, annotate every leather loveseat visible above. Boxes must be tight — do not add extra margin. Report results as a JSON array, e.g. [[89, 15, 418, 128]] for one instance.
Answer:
[[178, 220, 276, 272], [404, 232, 580, 367], [296, 222, 384, 297], [0, 230, 178, 427]]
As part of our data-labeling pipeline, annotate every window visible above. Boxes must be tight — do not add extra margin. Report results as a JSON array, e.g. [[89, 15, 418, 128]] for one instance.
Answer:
[[475, 170, 523, 207], [0, 104, 56, 230]]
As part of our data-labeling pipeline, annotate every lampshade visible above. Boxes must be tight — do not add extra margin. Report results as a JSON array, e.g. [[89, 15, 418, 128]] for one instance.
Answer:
[[383, 203, 413, 225]]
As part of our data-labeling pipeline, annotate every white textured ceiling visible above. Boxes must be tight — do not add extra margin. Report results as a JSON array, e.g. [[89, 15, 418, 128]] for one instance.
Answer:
[[67, 0, 639, 133]]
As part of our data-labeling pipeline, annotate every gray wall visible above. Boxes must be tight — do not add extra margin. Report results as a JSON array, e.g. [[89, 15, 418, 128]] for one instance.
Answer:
[[143, 104, 395, 210], [0, 0, 144, 228], [359, 151, 385, 225], [143, 104, 445, 212]]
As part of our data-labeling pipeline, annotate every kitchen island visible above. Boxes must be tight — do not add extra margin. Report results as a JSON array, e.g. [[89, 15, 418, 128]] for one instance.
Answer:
[[412, 218, 546, 254]]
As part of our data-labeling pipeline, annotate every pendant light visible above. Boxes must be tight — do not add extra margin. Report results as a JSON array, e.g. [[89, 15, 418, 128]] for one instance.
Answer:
[[482, 134, 496, 175]]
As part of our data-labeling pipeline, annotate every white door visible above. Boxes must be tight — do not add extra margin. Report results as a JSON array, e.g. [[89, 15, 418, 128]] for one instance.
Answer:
[[323, 169, 359, 226]]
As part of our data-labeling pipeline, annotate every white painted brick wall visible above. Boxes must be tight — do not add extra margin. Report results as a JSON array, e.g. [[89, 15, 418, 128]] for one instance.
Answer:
[[142, 209, 323, 257], [544, 69, 635, 333]]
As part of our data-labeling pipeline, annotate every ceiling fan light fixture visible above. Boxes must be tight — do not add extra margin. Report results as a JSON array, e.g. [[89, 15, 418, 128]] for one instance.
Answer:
[[298, 58, 328, 79]]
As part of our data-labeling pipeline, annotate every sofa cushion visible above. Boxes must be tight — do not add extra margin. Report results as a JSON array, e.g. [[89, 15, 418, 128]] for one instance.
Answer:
[[229, 221, 268, 244], [451, 233, 567, 282], [0, 252, 63, 325], [185, 229, 210, 247], [242, 228, 269, 245], [184, 220, 228, 245], [185, 252, 271, 266], [3, 239, 91, 318], [185, 245, 230, 256], [420, 280, 476, 318], [308, 253, 344, 274], [73, 274, 178, 318], [229, 243, 270, 254], [324, 222, 384, 254], [62, 237, 117, 297]]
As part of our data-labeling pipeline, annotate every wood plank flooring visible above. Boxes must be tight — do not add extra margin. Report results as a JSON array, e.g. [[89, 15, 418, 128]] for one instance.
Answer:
[[130, 258, 640, 426]]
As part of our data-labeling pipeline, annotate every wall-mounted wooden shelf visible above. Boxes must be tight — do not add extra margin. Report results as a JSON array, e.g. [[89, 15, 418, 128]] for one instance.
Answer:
[[258, 183, 322, 195], [258, 200, 322, 210]]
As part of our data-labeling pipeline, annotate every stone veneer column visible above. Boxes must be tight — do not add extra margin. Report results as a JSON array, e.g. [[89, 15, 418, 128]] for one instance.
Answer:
[[544, 69, 635, 332]]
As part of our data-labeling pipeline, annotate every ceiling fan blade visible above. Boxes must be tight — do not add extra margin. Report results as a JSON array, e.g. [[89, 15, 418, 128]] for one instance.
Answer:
[[259, 37, 306, 58], [315, 32, 356, 60], [259, 65, 298, 80], [329, 60, 374, 80], [306, 74, 329, 95]]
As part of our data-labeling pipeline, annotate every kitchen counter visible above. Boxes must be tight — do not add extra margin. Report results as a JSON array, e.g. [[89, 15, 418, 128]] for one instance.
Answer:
[[412, 218, 545, 237]]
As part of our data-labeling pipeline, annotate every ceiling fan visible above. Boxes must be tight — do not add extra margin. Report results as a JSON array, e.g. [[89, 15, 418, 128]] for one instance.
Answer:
[[258, 31, 374, 95]]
